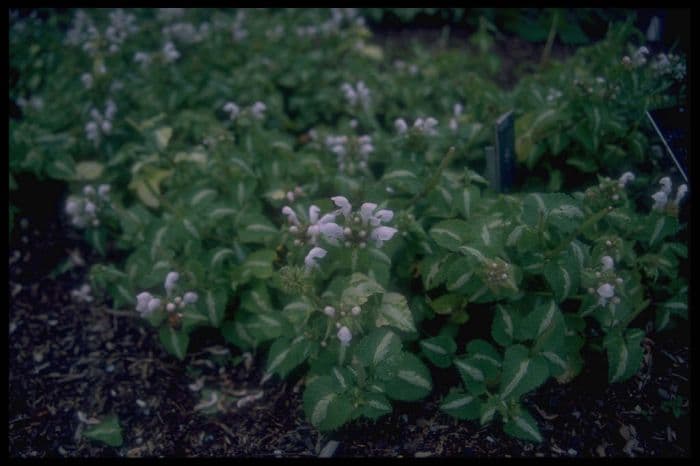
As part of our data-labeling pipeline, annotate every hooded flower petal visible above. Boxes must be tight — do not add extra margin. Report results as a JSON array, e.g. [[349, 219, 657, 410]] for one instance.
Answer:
[[282, 206, 299, 226], [183, 291, 198, 304], [331, 196, 352, 217], [659, 177, 672, 195], [359, 203, 377, 225], [370, 226, 398, 247], [651, 190, 668, 210], [319, 222, 345, 244], [164, 271, 179, 293], [304, 247, 327, 270], [618, 172, 635, 187], [601, 256, 614, 272], [337, 326, 352, 345], [308, 205, 320, 224], [136, 291, 153, 313]]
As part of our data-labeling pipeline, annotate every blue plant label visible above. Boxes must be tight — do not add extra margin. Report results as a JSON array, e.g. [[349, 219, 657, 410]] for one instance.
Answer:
[[494, 111, 516, 193]]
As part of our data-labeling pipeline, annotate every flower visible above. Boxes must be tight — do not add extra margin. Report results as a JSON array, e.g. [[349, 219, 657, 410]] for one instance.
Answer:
[[370, 226, 398, 248], [597, 283, 615, 306], [250, 101, 266, 120], [601, 256, 614, 272], [672, 184, 688, 207], [306, 205, 338, 245], [394, 118, 408, 135], [282, 206, 300, 226], [163, 41, 180, 62], [331, 196, 352, 218], [164, 271, 179, 294], [304, 247, 327, 270], [337, 326, 352, 345], [71, 284, 94, 303], [659, 176, 672, 195], [223, 101, 240, 120], [651, 190, 668, 211], [618, 172, 635, 187], [183, 292, 198, 304], [323, 305, 336, 317]]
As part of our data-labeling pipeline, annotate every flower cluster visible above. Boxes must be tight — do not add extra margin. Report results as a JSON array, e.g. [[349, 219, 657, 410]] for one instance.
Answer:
[[651, 176, 688, 213], [104, 9, 139, 54], [341, 81, 371, 109], [622, 46, 649, 67], [65, 184, 111, 228], [283, 205, 339, 249], [395, 117, 438, 136], [320, 302, 363, 347], [162, 41, 181, 63], [325, 134, 373, 174], [588, 255, 624, 307], [85, 99, 117, 146], [64, 10, 99, 54], [223, 101, 266, 121], [162, 21, 210, 44], [231, 11, 248, 42], [651, 53, 686, 80], [448, 103, 464, 132], [135, 271, 199, 327]]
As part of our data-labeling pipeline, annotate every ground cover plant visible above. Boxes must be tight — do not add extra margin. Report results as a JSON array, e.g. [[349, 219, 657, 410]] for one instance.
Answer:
[[9, 8, 689, 455]]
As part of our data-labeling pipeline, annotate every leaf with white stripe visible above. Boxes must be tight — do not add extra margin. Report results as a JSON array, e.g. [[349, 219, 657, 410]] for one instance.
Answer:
[[302, 376, 352, 431], [430, 219, 470, 251], [378, 353, 433, 401], [605, 329, 644, 383], [543, 260, 579, 303], [456, 187, 480, 220], [466, 339, 502, 380], [238, 215, 278, 244], [419, 335, 457, 368], [205, 289, 227, 327], [376, 292, 416, 333], [190, 189, 217, 207], [360, 393, 393, 420], [504, 409, 543, 443], [498, 345, 549, 401], [454, 357, 487, 395], [521, 299, 565, 352], [354, 328, 402, 367], [83, 414, 123, 447], [243, 249, 276, 279], [264, 336, 311, 380], [440, 391, 481, 420], [492, 305, 520, 347]]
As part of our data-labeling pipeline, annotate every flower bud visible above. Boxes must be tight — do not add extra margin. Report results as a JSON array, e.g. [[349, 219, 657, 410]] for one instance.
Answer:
[[147, 298, 162, 313], [323, 305, 336, 317], [183, 292, 198, 304], [167, 302, 176, 312], [337, 326, 352, 345], [351, 306, 361, 316]]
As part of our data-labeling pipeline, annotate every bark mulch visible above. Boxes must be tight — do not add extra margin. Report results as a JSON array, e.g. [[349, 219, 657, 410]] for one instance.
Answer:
[[8, 194, 690, 458]]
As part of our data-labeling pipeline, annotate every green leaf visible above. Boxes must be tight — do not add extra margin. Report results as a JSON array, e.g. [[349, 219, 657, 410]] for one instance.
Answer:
[[419, 335, 457, 368], [204, 289, 227, 327], [543, 260, 579, 303], [75, 161, 104, 180], [456, 186, 481, 220], [159, 327, 189, 360], [303, 375, 352, 431], [498, 345, 549, 401], [378, 352, 433, 401], [154, 126, 173, 150], [440, 390, 481, 420], [354, 327, 402, 367], [243, 249, 276, 280], [430, 219, 470, 251], [360, 392, 393, 420], [454, 356, 487, 395], [264, 336, 311, 380], [605, 328, 645, 383], [376, 292, 416, 333], [83, 414, 123, 447], [503, 409, 543, 443], [428, 293, 462, 315], [341, 273, 384, 308], [237, 214, 278, 244], [466, 339, 502, 380], [492, 305, 519, 347]]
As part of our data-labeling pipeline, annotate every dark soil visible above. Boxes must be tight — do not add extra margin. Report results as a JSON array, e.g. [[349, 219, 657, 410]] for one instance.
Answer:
[[8, 184, 691, 458]]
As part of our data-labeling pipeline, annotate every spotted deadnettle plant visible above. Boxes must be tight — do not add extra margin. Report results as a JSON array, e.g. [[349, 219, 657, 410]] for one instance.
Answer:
[[330, 196, 398, 249], [65, 184, 111, 228]]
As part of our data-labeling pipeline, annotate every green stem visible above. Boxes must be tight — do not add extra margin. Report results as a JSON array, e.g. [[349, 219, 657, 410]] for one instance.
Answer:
[[409, 146, 456, 205], [540, 10, 559, 66]]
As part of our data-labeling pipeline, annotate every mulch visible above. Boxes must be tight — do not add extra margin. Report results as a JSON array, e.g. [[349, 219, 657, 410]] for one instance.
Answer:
[[8, 189, 690, 458]]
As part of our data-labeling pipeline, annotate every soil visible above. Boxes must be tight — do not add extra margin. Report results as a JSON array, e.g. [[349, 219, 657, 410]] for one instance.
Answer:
[[8, 177, 691, 458]]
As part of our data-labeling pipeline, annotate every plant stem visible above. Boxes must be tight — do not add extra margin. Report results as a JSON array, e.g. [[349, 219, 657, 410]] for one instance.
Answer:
[[409, 146, 456, 205], [545, 207, 610, 260], [540, 10, 559, 66]]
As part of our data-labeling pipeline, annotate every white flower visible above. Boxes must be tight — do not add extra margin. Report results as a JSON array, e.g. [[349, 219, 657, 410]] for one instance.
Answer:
[[147, 298, 162, 313], [395, 118, 408, 135], [163, 41, 180, 62], [449, 118, 458, 132], [323, 305, 336, 317], [223, 101, 240, 120], [453, 103, 463, 117], [164, 271, 179, 293], [98, 184, 110, 199], [319, 222, 345, 245], [282, 206, 299, 226], [136, 292, 154, 314], [134, 51, 151, 66], [337, 326, 352, 345], [618, 172, 635, 187], [601, 256, 614, 272], [373, 209, 394, 225], [183, 292, 198, 304], [81, 73, 93, 89], [659, 176, 672, 195], [250, 101, 266, 120], [651, 190, 668, 211], [306, 205, 337, 245], [359, 202, 378, 225], [370, 226, 398, 248], [65, 199, 80, 216], [673, 184, 688, 207], [84, 201, 96, 215], [351, 306, 361, 316], [304, 247, 327, 270], [331, 196, 352, 217], [597, 283, 615, 306]]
